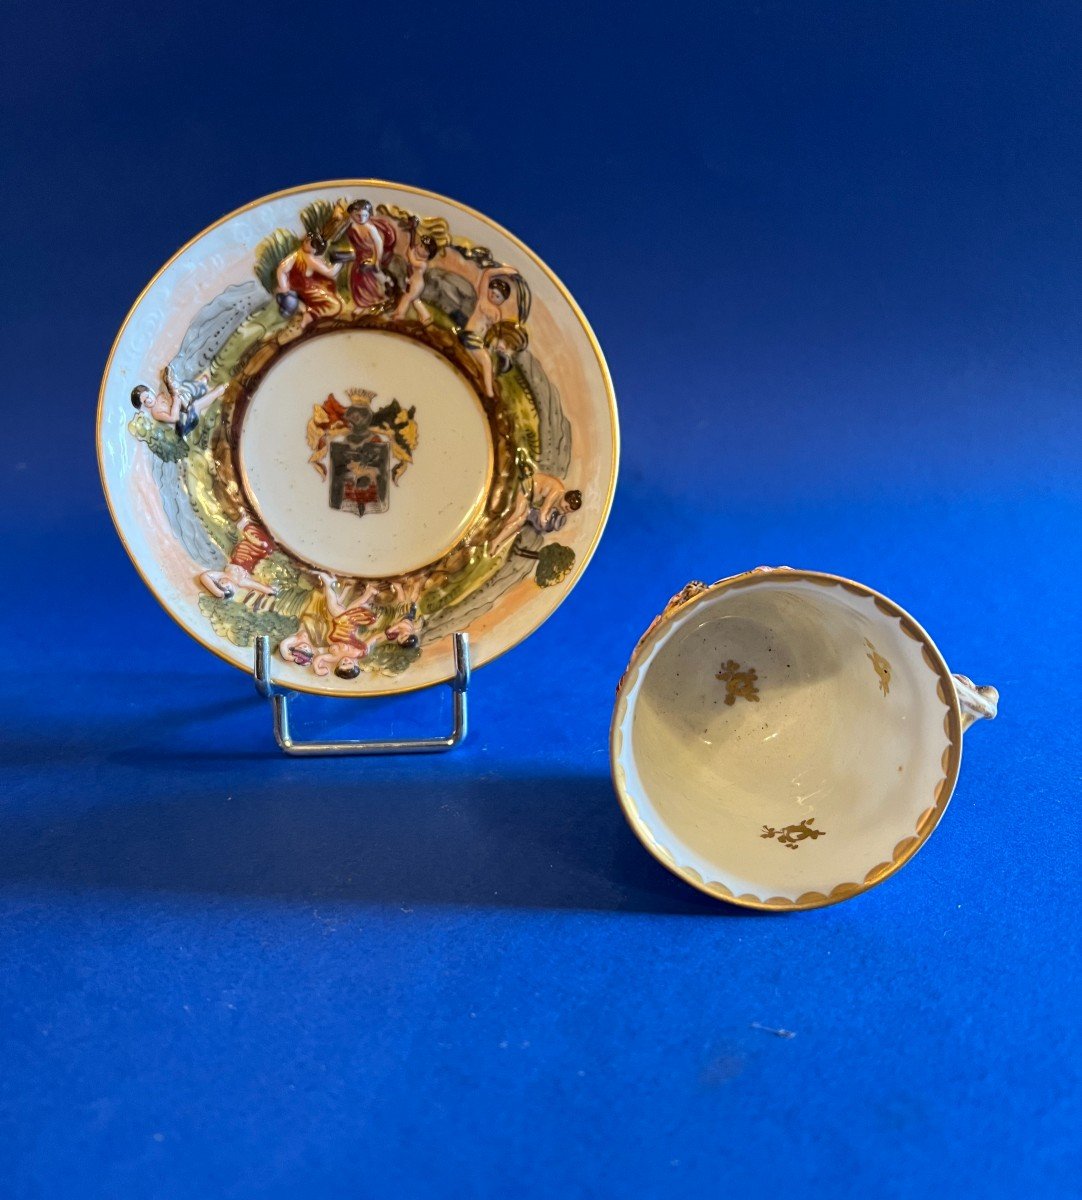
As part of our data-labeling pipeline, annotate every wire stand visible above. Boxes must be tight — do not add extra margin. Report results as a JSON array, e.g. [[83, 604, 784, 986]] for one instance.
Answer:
[[253, 632, 470, 756]]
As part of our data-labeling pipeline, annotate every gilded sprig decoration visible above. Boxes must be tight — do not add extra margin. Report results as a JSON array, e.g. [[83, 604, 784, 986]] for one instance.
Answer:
[[761, 818, 826, 850], [716, 660, 760, 705], [864, 639, 892, 696]]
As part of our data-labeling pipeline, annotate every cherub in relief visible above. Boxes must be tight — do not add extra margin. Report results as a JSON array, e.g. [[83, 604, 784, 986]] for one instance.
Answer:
[[446, 249, 530, 397], [489, 471, 581, 557], [279, 628, 325, 670], [392, 218, 440, 324], [130, 367, 226, 438], [382, 577, 424, 650], [526, 472, 582, 535], [198, 517, 279, 600], [310, 574, 381, 679]]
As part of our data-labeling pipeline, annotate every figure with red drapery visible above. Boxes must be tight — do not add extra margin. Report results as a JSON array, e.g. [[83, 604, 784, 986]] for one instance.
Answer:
[[341, 199, 398, 310], [197, 517, 280, 600]]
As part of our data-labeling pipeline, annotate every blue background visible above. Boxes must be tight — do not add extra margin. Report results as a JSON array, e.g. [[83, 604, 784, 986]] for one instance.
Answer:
[[2, 2, 1079, 1196]]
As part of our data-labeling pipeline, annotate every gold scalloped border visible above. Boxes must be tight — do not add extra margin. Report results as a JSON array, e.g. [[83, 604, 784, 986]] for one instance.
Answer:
[[609, 569, 964, 911]]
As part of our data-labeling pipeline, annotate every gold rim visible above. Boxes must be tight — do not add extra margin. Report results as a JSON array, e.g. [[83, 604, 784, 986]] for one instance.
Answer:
[[609, 569, 964, 911], [97, 179, 620, 698]]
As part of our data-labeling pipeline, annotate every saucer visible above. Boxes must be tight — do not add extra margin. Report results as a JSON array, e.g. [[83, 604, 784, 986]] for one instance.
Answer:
[[611, 569, 997, 909], [99, 182, 618, 694]]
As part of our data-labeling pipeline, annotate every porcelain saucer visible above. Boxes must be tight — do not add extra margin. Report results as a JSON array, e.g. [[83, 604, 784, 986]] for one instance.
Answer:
[[98, 182, 619, 694]]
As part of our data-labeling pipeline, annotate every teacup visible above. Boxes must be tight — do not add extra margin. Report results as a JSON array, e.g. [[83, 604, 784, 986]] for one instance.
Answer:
[[610, 568, 998, 910]]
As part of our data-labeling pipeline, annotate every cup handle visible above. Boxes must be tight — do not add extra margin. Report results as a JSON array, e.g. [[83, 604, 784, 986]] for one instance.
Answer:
[[953, 674, 999, 731]]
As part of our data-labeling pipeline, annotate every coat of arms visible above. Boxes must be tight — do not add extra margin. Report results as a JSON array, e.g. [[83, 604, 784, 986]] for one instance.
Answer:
[[306, 387, 419, 516]]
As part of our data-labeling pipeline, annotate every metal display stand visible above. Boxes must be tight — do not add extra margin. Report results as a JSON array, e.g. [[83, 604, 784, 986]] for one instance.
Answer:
[[253, 632, 471, 757]]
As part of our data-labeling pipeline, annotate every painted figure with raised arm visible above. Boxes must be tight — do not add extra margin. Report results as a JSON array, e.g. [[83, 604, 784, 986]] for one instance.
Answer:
[[459, 262, 527, 397], [392, 218, 439, 324], [130, 368, 226, 438]]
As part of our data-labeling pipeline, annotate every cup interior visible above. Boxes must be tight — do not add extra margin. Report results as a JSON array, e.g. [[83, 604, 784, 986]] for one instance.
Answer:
[[613, 574, 961, 906]]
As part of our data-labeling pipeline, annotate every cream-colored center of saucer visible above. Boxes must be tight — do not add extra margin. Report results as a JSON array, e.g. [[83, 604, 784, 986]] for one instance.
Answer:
[[238, 330, 491, 578]]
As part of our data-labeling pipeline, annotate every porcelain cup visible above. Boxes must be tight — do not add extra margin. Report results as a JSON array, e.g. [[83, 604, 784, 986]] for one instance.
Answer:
[[610, 567, 998, 910]]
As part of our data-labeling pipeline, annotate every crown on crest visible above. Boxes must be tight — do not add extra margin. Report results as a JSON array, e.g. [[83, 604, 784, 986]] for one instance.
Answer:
[[345, 387, 377, 406]]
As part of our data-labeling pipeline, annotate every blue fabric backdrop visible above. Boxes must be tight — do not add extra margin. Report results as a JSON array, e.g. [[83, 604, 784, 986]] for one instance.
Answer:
[[1, 2, 1078, 1196]]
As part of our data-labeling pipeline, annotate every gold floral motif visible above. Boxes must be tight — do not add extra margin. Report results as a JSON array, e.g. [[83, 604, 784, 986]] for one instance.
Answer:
[[716, 660, 760, 705], [864, 638, 892, 695], [761, 817, 826, 849]]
